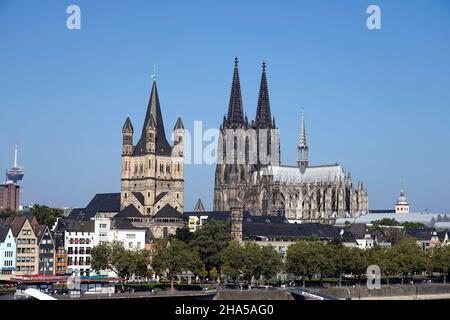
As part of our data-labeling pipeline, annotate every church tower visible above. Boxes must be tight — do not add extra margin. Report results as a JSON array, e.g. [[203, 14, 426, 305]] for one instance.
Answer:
[[121, 78, 184, 215], [214, 57, 252, 211], [297, 110, 309, 174]]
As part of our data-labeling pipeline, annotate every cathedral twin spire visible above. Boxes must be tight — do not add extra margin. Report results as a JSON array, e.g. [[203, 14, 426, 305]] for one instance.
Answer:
[[224, 58, 276, 130]]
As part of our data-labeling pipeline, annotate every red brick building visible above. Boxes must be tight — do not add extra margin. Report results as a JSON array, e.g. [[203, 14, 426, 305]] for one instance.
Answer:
[[0, 184, 20, 212]]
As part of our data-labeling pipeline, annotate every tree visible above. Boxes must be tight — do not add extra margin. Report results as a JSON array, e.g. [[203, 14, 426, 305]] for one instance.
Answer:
[[190, 220, 230, 277], [285, 241, 320, 287], [366, 246, 396, 285], [175, 226, 195, 243], [0, 208, 16, 216], [31, 204, 64, 228], [152, 238, 202, 291], [220, 241, 245, 282], [431, 245, 450, 283], [91, 241, 151, 281], [260, 245, 283, 283], [390, 238, 430, 284], [346, 248, 368, 284]]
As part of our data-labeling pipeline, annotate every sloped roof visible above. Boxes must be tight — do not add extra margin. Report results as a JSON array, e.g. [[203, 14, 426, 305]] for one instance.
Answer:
[[2, 216, 27, 237], [85, 193, 121, 214], [194, 198, 205, 212], [111, 217, 146, 230], [115, 204, 144, 218], [0, 227, 11, 242], [154, 192, 168, 204], [154, 204, 183, 219], [350, 223, 368, 239], [254, 164, 345, 184], [33, 225, 47, 242], [54, 218, 94, 233], [243, 222, 340, 240], [132, 192, 145, 206], [133, 80, 172, 156]]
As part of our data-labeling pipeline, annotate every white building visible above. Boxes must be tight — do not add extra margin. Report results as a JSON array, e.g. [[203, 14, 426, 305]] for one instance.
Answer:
[[0, 227, 16, 278], [395, 189, 410, 214], [64, 221, 95, 277], [107, 218, 146, 251]]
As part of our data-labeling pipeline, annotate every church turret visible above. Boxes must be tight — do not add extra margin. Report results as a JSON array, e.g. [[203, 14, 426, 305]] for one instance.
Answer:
[[297, 110, 309, 173], [122, 117, 134, 156], [172, 117, 184, 157], [145, 114, 156, 154]]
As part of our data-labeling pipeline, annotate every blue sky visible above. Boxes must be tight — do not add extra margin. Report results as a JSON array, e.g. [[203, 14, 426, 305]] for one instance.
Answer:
[[0, 0, 449, 212]]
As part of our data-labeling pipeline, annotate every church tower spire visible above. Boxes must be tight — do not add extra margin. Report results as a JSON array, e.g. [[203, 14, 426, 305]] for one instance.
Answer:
[[225, 57, 245, 128], [255, 61, 273, 129], [297, 110, 309, 173]]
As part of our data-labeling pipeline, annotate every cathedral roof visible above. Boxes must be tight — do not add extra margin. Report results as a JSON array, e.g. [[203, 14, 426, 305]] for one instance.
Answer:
[[255, 164, 345, 183], [133, 80, 172, 156], [132, 192, 145, 206]]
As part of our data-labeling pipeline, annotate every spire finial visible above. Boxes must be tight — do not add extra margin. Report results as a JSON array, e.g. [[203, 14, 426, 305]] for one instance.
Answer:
[[234, 56, 239, 65], [151, 64, 157, 81], [300, 109, 306, 146]]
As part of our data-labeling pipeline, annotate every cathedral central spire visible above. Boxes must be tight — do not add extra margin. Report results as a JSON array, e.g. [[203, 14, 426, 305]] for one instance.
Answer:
[[297, 110, 309, 173], [255, 61, 273, 129], [226, 57, 245, 127]]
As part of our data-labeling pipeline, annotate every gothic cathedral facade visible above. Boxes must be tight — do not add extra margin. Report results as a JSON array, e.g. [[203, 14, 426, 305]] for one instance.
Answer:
[[214, 59, 368, 224]]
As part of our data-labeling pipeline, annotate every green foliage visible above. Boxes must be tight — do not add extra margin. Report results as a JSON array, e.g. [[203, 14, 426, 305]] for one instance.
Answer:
[[91, 241, 151, 280], [220, 241, 245, 281], [175, 226, 195, 243], [220, 241, 282, 284], [152, 238, 202, 290], [430, 245, 450, 283], [189, 220, 230, 276], [390, 238, 430, 281], [0, 208, 16, 216], [31, 204, 64, 228]]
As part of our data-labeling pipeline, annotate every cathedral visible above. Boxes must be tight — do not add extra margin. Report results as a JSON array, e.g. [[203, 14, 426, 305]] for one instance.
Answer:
[[120, 78, 185, 216], [214, 58, 368, 224]]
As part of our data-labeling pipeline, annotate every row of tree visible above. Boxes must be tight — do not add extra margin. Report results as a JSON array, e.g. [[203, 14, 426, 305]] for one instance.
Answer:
[[91, 220, 450, 289], [285, 238, 450, 286]]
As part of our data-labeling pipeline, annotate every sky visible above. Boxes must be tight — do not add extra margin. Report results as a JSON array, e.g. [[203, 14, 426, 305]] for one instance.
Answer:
[[0, 0, 449, 212]]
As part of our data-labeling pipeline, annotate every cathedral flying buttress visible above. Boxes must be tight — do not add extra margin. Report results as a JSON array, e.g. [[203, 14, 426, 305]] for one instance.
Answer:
[[213, 58, 368, 224]]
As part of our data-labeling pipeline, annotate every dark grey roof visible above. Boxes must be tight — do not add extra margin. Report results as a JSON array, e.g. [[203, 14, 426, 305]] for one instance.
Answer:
[[0, 227, 11, 242], [243, 222, 340, 240], [54, 218, 95, 233], [146, 114, 156, 130], [122, 117, 134, 133], [133, 80, 172, 156], [112, 217, 146, 230], [193, 198, 205, 212], [340, 230, 357, 243], [132, 192, 145, 206], [67, 208, 86, 219], [154, 192, 168, 204], [146, 230, 156, 243], [115, 204, 144, 218], [405, 228, 436, 241], [68, 193, 121, 221], [173, 117, 184, 130], [369, 210, 396, 214], [183, 211, 230, 221], [350, 223, 368, 239], [154, 204, 183, 219]]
